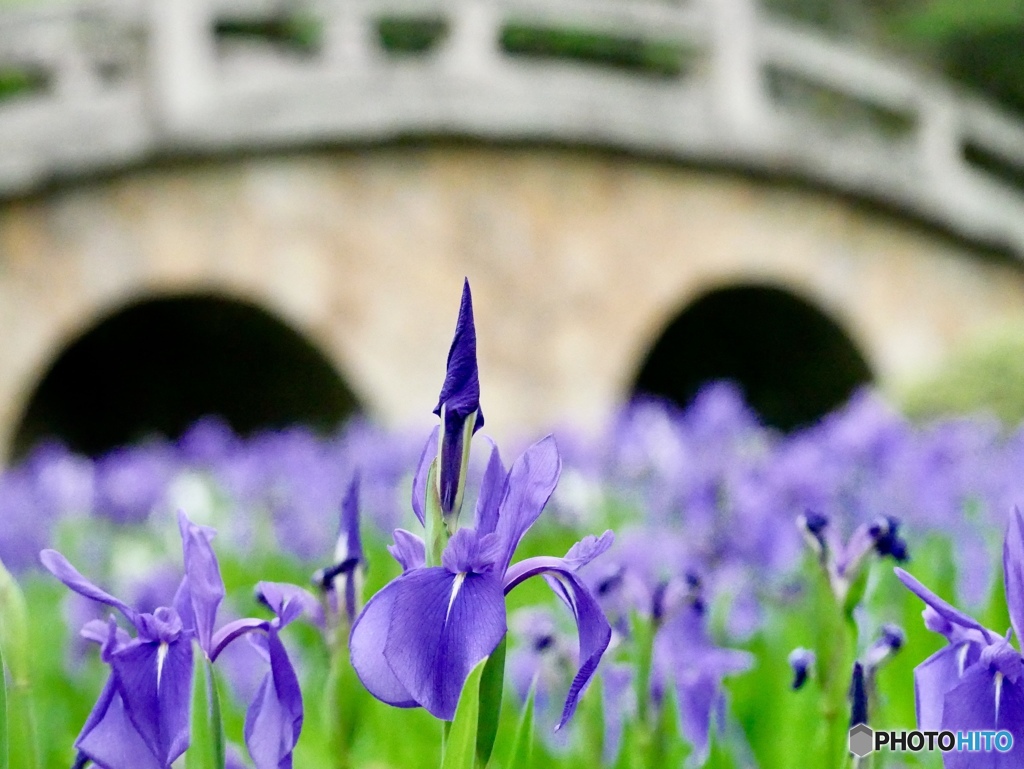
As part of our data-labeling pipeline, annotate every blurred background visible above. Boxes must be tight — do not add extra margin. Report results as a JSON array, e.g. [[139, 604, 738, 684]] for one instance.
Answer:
[[0, 0, 1023, 458]]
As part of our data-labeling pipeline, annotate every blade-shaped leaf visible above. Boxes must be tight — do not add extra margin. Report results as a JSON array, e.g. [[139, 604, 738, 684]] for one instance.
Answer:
[[475, 636, 505, 768], [441, 656, 487, 769], [0, 642, 8, 769], [187, 657, 225, 769], [506, 680, 536, 769], [0, 559, 37, 769]]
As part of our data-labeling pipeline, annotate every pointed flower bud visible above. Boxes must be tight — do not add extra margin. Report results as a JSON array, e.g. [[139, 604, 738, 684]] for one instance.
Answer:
[[433, 279, 484, 528], [311, 473, 365, 627]]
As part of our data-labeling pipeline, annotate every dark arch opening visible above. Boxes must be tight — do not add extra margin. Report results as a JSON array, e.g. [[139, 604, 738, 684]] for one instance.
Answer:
[[632, 284, 873, 430], [11, 294, 360, 459]]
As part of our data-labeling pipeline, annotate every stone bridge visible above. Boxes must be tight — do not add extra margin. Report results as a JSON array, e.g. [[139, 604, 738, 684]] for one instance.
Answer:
[[2, 0, 1024, 455]]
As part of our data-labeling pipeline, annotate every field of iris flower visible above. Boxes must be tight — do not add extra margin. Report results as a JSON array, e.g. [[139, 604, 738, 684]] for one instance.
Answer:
[[0, 282, 1021, 769]]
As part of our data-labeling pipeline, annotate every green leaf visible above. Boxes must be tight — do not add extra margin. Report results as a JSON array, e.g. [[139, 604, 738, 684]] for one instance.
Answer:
[[0, 642, 8, 769], [325, 645, 364, 769], [441, 657, 488, 769], [425, 460, 448, 568], [475, 636, 505, 768], [506, 681, 536, 769], [187, 656, 225, 769], [0, 559, 38, 769]]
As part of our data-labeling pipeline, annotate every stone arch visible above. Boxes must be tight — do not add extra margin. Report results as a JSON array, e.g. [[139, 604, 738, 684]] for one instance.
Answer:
[[10, 292, 360, 458], [632, 283, 873, 429], [2, 147, 1024, 454]]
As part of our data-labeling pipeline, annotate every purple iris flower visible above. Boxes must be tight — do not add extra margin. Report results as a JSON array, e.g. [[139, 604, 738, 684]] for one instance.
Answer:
[[312, 472, 365, 627], [433, 279, 484, 520], [896, 508, 1024, 766], [41, 512, 317, 769], [350, 435, 614, 728]]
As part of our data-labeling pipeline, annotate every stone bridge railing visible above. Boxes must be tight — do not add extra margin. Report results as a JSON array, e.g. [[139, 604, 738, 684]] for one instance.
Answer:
[[2, 0, 1024, 257]]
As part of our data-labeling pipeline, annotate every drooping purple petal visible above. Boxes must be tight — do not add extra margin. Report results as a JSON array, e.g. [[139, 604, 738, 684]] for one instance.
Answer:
[[544, 569, 612, 730], [1004, 507, 1024, 646], [179, 512, 225, 655], [349, 576, 419, 708], [211, 618, 268, 662], [75, 677, 164, 769], [108, 636, 193, 766], [383, 567, 506, 720], [941, 663, 1024, 768], [503, 551, 612, 730], [475, 438, 505, 536], [494, 436, 562, 572], [411, 427, 439, 527], [244, 629, 303, 769], [895, 568, 996, 643], [388, 529, 426, 572], [39, 549, 139, 627]]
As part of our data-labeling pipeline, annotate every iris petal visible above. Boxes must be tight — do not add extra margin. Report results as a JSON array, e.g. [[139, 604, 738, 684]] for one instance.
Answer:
[[942, 663, 1024, 768], [914, 644, 974, 732], [179, 511, 225, 655], [494, 436, 561, 572], [895, 568, 996, 642], [349, 576, 419, 708], [109, 636, 192, 766], [503, 553, 612, 730], [244, 629, 303, 769], [39, 549, 138, 627], [411, 428, 439, 527], [1004, 508, 1024, 647], [383, 567, 506, 720], [474, 438, 505, 536], [76, 677, 164, 769], [389, 529, 426, 572]]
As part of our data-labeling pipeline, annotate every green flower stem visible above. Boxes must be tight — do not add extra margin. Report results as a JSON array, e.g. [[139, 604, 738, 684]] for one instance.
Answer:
[[811, 564, 858, 769], [324, 629, 362, 769], [187, 656, 225, 769], [425, 460, 449, 568], [0, 560, 38, 769]]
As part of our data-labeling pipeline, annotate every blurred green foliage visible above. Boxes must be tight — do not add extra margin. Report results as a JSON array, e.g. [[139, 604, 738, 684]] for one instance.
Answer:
[[901, 326, 1024, 423]]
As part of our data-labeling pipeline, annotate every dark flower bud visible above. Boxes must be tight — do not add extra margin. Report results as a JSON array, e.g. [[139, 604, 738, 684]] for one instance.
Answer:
[[870, 516, 909, 563], [788, 647, 815, 690], [849, 662, 868, 728]]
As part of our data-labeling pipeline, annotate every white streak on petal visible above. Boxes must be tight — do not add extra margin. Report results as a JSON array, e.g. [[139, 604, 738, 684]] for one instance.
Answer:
[[157, 642, 169, 688], [995, 671, 1004, 722], [446, 572, 466, 623]]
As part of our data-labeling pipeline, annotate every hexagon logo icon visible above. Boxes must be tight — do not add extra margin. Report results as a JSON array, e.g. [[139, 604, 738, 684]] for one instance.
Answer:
[[849, 724, 874, 757]]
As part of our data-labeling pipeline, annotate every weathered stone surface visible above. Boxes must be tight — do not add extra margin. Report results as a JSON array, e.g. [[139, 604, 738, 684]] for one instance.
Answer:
[[1, 146, 1022, 451]]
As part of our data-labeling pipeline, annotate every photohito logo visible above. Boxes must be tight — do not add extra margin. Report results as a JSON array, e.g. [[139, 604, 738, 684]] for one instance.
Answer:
[[849, 725, 1014, 757]]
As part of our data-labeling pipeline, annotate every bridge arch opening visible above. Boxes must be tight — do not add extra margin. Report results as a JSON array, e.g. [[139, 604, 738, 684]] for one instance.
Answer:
[[632, 284, 873, 430], [10, 294, 360, 459]]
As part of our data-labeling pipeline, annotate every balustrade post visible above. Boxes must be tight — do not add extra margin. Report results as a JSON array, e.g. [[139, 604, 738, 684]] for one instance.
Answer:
[[704, 0, 772, 144], [148, 0, 216, 129], [323, 2, 378, 72], [916, 88, 963, 194], [440, 0, 501, 77]]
